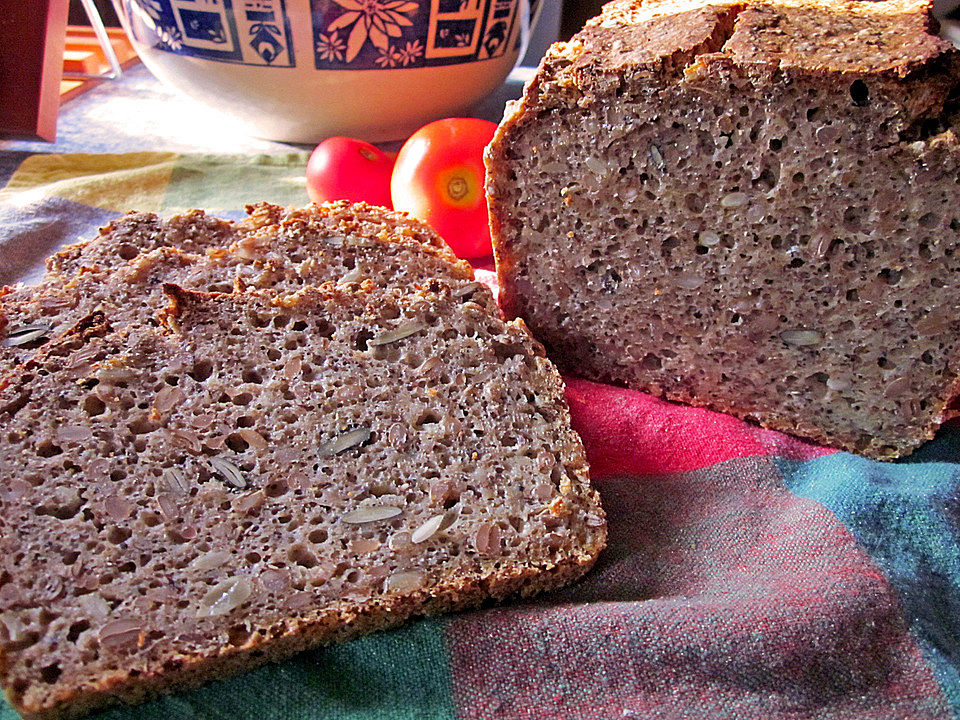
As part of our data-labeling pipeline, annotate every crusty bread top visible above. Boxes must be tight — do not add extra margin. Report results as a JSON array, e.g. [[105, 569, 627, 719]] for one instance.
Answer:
[[46, 202, 467, 281], [720, 0, 950, 74], [525, 0, 956, 98]]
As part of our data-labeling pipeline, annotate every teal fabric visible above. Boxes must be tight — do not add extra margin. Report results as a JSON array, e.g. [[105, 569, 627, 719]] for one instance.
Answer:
[[778, 441, 960, 715], [1, 620, 455, 720]]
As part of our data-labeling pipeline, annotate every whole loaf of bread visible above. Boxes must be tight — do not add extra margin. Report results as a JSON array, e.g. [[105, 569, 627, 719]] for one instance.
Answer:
[[485, 0, 960, 459]]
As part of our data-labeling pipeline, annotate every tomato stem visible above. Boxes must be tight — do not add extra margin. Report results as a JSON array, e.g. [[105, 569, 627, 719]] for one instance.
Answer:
[[447, 176, 469, 201]]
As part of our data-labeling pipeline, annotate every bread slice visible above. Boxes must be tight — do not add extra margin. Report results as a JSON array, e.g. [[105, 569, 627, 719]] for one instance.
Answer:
[[44, 209, 240, 281], [1, 201, 474, 368], [0, 281, 605, 720], [485, 0, 960, 459]]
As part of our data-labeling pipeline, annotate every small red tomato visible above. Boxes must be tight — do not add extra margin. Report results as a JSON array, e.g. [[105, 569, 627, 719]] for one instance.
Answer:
[[390, 118, 498, 259], [305, 136, 395, 208]]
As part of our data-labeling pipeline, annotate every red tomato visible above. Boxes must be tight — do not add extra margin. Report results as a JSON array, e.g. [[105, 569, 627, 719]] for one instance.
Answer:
[[305, 136, 395, 208], [390, 118, 498, 259]]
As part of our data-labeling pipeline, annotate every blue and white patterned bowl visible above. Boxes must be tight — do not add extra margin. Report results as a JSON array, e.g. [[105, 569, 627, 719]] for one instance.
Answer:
[[112, 0, 542, 143]]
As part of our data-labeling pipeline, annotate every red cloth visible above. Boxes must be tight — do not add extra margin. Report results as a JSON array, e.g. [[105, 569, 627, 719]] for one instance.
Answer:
[[443, 377, 954, 719]]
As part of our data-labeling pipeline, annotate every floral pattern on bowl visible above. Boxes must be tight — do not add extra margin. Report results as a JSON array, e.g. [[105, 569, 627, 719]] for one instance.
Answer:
[[312, 0, 540, 69], [121, 0, 541, 70], [112, 0, 545, 142]]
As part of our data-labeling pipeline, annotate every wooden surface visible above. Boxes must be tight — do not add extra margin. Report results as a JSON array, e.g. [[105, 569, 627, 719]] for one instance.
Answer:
[[0, 0, 70, 141]]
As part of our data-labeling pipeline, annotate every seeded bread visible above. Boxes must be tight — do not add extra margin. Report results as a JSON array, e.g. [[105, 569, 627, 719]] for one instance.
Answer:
[[0, 280, 605, 720], [1, 201, 474, 368], [485, 0, 960, 459]]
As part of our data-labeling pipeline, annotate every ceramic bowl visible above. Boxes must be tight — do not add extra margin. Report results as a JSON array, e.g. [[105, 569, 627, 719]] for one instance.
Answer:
[[111, 0, 542, 143]]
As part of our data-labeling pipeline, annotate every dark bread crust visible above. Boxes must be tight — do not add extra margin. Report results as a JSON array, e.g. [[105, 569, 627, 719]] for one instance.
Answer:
[[486, 0, 960, 459], [523, 0, 954, 89], [11, 541, 594, 720], [722, 0, 951, 75]]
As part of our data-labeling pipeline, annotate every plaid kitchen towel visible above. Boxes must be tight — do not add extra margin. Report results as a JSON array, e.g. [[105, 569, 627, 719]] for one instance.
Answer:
[[1, 152, 959, 720]]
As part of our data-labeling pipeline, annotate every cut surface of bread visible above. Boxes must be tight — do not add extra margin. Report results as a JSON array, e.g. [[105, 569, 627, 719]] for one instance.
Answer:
[[1, 201, 474, 368], [485, 0, 960, 459], [0, 282, 605, 720]]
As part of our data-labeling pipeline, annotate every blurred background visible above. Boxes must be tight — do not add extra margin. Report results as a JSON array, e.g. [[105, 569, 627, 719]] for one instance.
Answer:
[[2, 0, 611, 152], [70, 0, 607, 52]]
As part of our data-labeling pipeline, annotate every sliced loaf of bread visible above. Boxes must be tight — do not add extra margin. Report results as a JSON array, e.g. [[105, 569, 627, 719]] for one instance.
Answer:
[[1, 201, 474, 368], [0, 281, 605, 719], [485, 0, 960, 458]]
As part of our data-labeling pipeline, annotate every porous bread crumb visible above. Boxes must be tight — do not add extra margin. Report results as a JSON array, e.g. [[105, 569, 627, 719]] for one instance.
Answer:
[[485, 0, 960, 459], [0, 281, 604, 720]]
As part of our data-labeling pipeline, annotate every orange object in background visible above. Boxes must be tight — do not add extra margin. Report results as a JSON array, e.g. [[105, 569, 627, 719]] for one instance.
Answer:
[[59, 26, 139, 101]]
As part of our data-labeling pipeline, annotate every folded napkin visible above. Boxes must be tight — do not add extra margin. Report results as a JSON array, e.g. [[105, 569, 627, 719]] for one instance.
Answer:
[[1, 153, 958, 720]]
